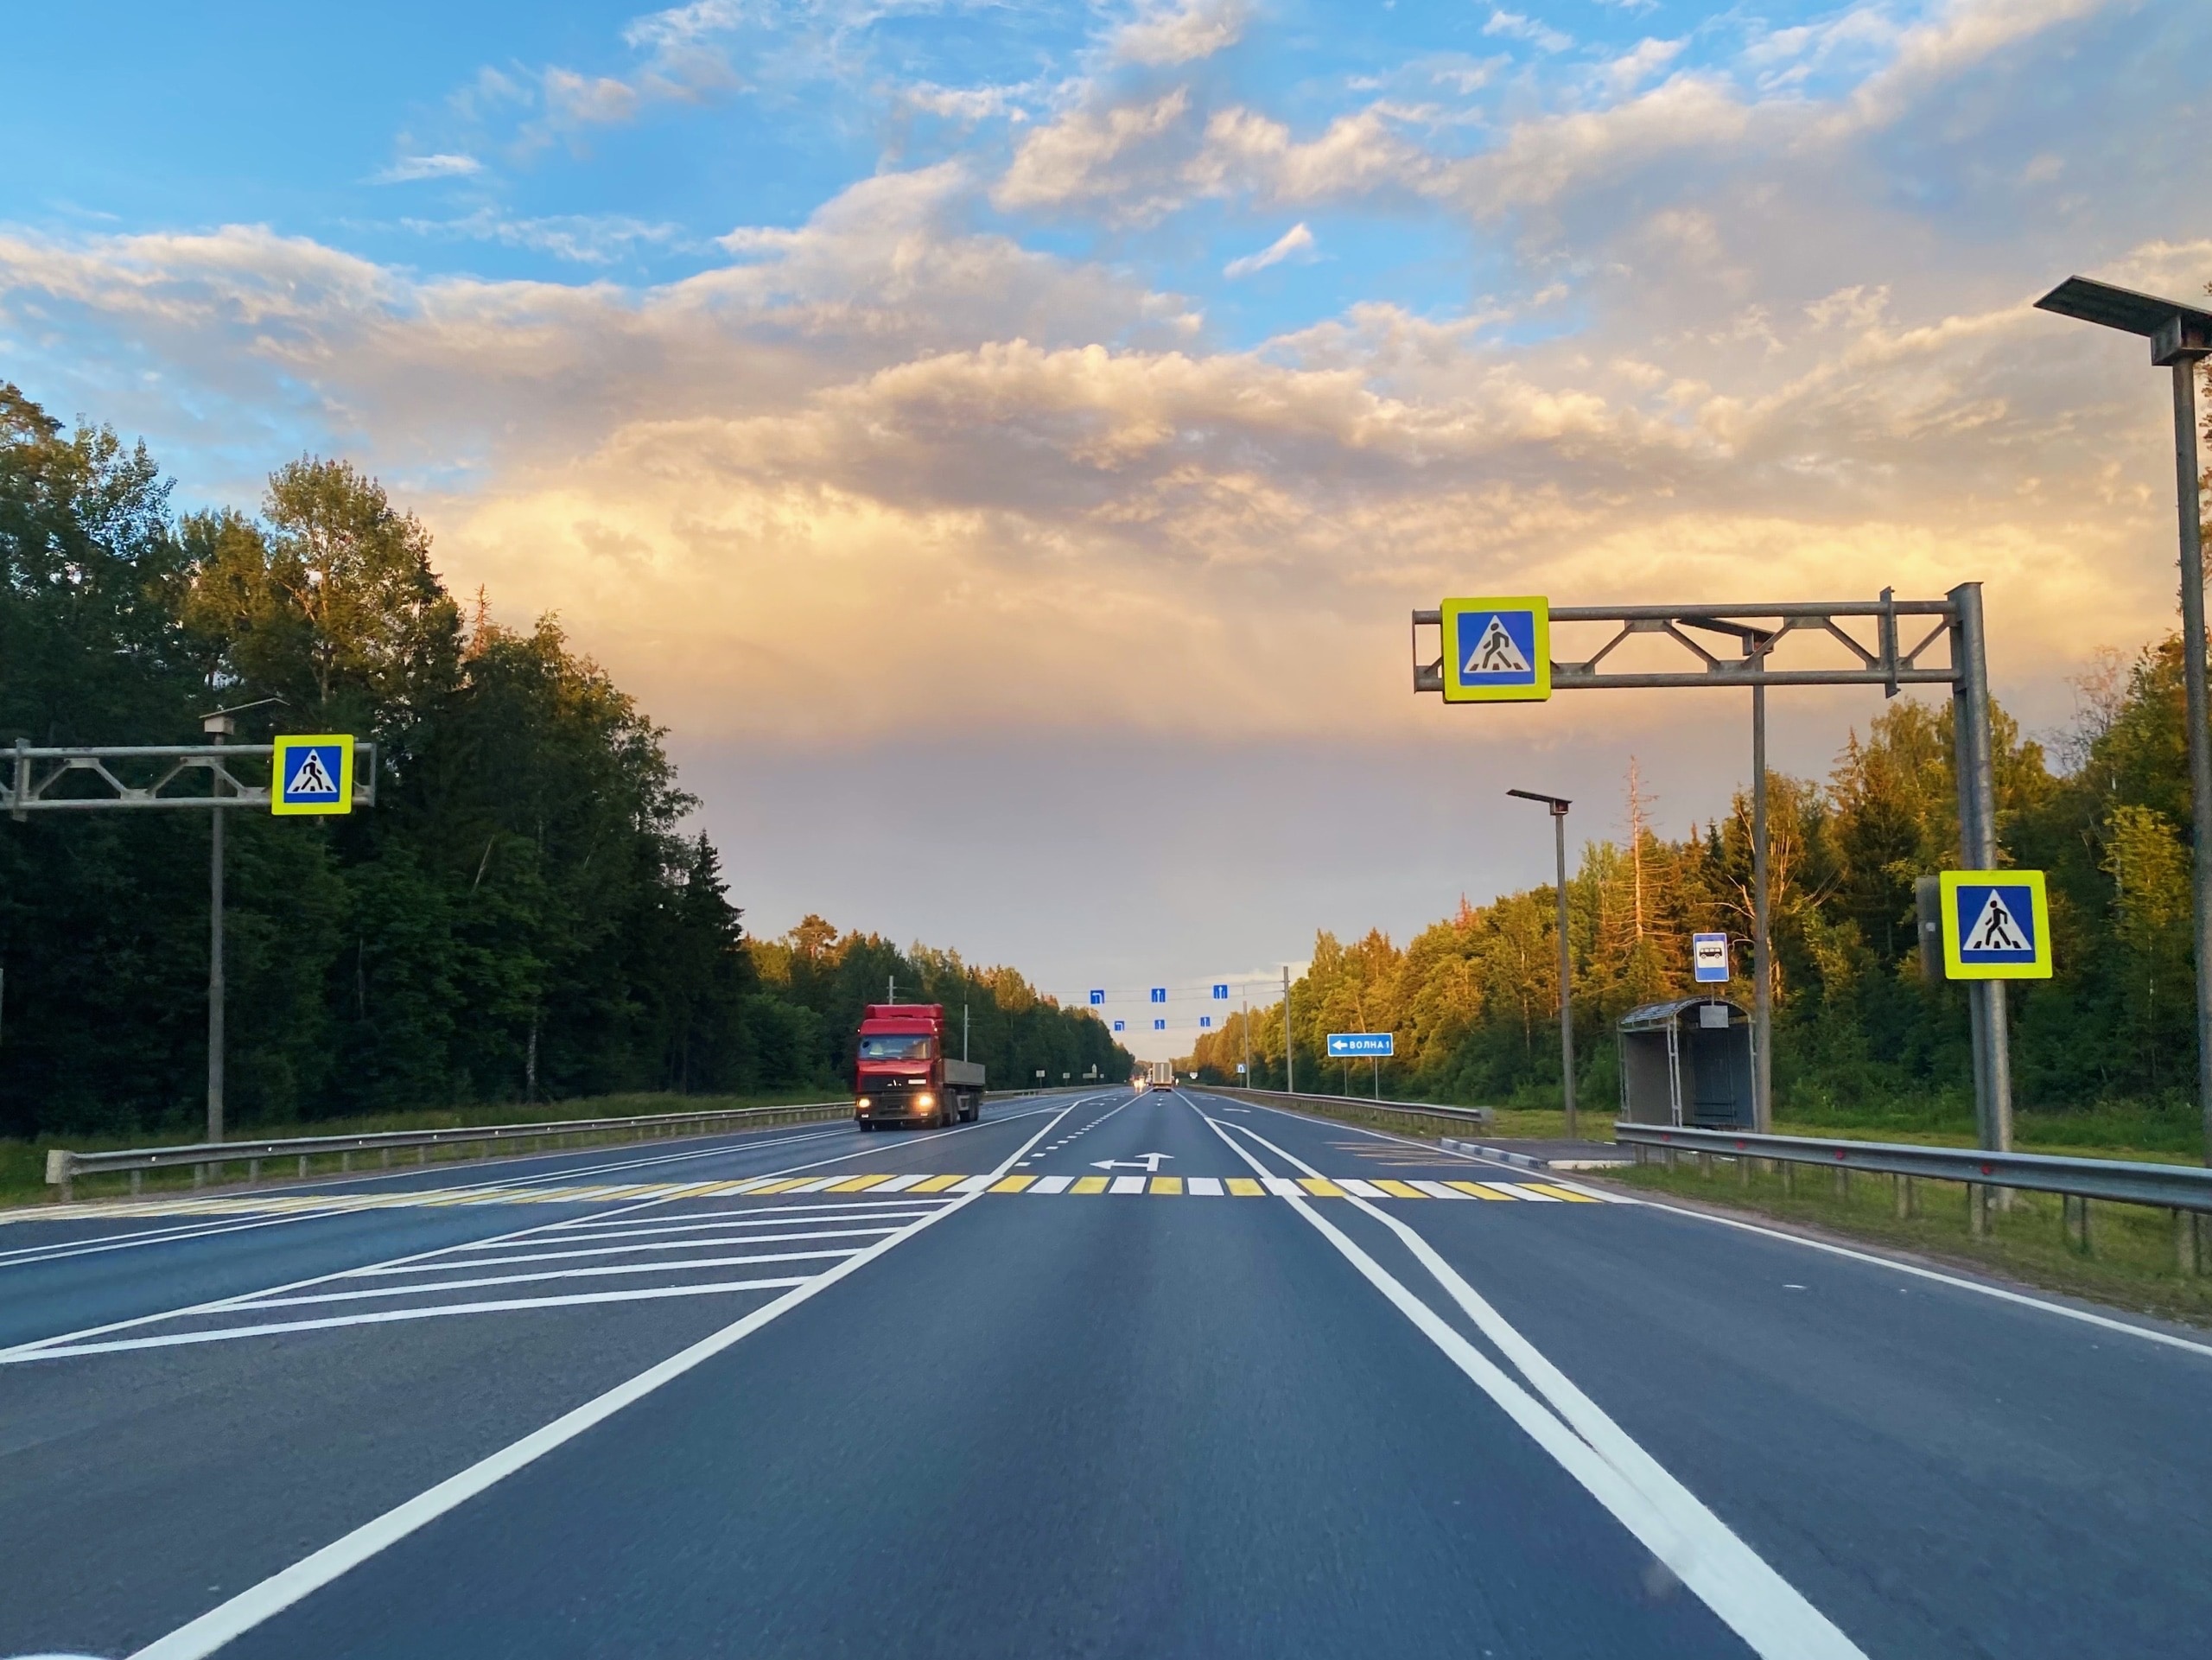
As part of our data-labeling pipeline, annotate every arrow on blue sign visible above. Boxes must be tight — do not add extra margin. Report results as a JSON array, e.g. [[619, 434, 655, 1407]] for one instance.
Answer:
[[1211, 983, 1229, 999], [1150, 988, 1166, 1003], [1089, 989, 1105, 1005], [1326, 1033, 1395, 1058]]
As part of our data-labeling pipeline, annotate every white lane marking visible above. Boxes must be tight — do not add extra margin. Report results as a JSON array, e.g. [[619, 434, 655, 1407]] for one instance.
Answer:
[[1029, 1176, 1074, 1195], [1411, 1180, 1468, 1199], [1197, 1110, 1865, 1660], [0, 1111, 1052, 1361], [0, 1123, 857, 1263], [1109, 1175, 1146, 1195], [1625, 1193, 2212, 1363], [1194, 1090, 1549, 1180], [3, 1103, 1059, 1263], [216, 1250, 860, 1312], [349, 1229, 899, 1275], [869, 1174, 928, 1193], [1338, 1178, 1388, 1199], [1187, 1176, 1224, 1197], [505, 1206, 938, 1243], [951, 1176, 995, 1193], [124, 1093, 1095, 1660], [1504, 1185, 1560, 1202], [24, 1278, 817, 1362], [1262, 1177, 1302, 1198], [785, 1177, 849, 1193]]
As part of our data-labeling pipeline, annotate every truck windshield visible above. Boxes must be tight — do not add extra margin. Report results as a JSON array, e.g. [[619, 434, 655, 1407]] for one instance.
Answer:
[[858, 1034, 931, 1060]]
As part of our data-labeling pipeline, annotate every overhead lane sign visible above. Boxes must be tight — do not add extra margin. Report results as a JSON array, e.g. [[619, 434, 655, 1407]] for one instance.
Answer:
[[1326, 1033, 1395, 1058], [271, 735, 354, 816], [1440, 597, 1550, 703], [1940, 870, 2051, 980]]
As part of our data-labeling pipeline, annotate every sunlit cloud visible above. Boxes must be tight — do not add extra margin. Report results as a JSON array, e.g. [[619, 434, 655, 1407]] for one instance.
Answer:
[[1223, 222, 1314, 278]]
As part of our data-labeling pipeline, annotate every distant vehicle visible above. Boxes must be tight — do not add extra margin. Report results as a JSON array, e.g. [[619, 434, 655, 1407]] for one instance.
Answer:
[[853, 1004, 985, 1129], [1144, 1060, 1175, 1089]]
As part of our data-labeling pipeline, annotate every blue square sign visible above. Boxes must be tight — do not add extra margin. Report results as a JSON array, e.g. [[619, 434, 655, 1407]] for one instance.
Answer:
[[1112, 1020, 1125, 1032], [1440, 597, 1550, 703], [1153, 1018, 1166, 1031], [1150, 987, 1166, 1003], [1211, 983, 1229, 999], [1089, 989, 1105, 1005], [1939, 870, 2051, 980]]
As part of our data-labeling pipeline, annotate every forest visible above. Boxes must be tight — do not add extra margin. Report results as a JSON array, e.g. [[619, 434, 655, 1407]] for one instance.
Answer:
[[1192, 642, 2211, 1145], [0, 384, 1128, 1140]]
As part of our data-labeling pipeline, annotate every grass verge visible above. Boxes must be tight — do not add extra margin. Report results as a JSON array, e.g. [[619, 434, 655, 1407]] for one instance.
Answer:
[[1, 1088, 848, 1212], [1607, 1155, 2212, 1330]]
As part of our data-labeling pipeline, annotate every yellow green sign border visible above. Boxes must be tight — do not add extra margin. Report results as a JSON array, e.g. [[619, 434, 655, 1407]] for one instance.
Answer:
[[270, 735, 356, 817], [1939, 868, 2051, 980], [1440, 596, 1552, 703]]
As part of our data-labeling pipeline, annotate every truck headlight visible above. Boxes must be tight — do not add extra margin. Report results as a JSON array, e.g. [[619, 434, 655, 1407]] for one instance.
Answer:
[[916, 1093, 934, 1109], [857, 1097, 872, 1110]]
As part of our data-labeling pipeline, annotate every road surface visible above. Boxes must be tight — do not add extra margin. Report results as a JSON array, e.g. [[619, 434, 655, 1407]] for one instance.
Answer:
[[2, 1087, 2207, 1657]]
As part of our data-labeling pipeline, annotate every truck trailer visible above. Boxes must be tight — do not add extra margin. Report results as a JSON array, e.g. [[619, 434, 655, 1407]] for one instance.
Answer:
[[853, 1003, 985, 1129]]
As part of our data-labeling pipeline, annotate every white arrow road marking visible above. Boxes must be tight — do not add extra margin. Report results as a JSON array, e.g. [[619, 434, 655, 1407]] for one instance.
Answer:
[[1088, 1153, 1173, 1173]]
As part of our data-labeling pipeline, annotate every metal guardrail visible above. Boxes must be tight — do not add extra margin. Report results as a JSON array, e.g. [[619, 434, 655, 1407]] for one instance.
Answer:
[[1614, 1123, 2212, 1214], [1200, 1086, 1494, 1129], [43, 1099, 853, 1201]]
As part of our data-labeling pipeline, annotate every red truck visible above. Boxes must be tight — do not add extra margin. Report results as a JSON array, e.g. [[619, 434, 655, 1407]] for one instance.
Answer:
[[853, 1003, 986, 1129]]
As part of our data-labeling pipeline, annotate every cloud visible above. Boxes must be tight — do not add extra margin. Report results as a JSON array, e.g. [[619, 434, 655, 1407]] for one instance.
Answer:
[[1111, 0, 1249, 67], [1482, 10, 1573, 54], [372, 153, 486, 184], [1223, 222, 1314, 278], [401, 208, 688, 265]]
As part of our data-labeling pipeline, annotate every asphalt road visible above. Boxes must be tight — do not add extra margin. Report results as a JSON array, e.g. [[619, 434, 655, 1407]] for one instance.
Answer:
[[3, 1087, 2208, 1658]]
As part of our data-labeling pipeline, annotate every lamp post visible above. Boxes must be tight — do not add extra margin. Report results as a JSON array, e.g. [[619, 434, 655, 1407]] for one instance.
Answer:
[[2037, 277, 2212, 1165], [1507, 788, 1576, 1139]]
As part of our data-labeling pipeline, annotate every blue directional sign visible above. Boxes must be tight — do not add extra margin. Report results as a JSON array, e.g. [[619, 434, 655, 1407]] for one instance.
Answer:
[[1440, 596, 1550, 703], [1150, 987, 1166, 1002], [1112, 1020, 1125, 1033], [1326, 1033, 1395, 1058], [1211, 983, 1229, 999], [1089, 989, 1105, 1005], [1199, 1015, 1212, 1029], [1940, 870, 2051, 979], [1153, 1019, 1166, 1031], [270, 735, 353, 816], [1692, 932, 1731, 983]]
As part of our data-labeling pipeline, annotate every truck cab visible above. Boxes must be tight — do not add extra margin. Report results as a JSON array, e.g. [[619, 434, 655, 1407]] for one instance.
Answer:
[[853, 1003, 985, 1129]]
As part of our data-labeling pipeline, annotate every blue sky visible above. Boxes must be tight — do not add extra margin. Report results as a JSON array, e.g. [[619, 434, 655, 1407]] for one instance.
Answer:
[[3, 0, 2208, 1049]]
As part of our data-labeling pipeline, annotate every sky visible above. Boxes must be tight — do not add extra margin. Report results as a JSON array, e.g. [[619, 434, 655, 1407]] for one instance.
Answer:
[[3, 0, 2208, 1057]]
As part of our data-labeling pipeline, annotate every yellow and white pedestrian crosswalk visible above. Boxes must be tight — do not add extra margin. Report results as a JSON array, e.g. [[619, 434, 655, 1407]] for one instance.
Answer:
[[14, 1169, 1620, 1223]]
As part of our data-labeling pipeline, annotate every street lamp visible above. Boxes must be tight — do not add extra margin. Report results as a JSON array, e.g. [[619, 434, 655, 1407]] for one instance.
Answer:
[[1507, 788, 1577, 1139], [2037, 277, 2212, 1165]]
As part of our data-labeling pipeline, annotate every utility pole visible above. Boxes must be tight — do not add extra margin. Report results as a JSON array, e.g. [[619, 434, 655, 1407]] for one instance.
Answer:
[[2037, 277, 2212, 1163], [1283, 964, 1294, 1093], [1751, 668, 1774, 1133], [203, 709, 232, 1144], [1242, 990, 1250, 1086], [963, 1002, 969, 1062], [1507, 789, 1577, 1140]]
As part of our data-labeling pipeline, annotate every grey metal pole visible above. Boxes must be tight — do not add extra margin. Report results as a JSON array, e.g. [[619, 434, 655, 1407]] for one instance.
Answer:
[[1949, 582, 2012, 1150], [206, 722, 228, 1145], [2171, 359, 2212, 1167], [963, 1002, 969, 1063], [1751, 680, 1773, 1133], [1243, 992, 1250, 1087], [1554, 805, 1577, 1140], [1283, 965, 1294, 1093]]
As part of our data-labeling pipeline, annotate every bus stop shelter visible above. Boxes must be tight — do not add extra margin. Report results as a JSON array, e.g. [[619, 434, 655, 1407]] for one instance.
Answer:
[[1618, 998, 1755, 1129]]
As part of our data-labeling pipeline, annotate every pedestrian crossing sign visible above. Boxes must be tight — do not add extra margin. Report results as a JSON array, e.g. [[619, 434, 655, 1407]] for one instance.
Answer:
[[1939, 870, 2050, 979], [1440, 597, 1550, 703], [271, 735, 354, 816]]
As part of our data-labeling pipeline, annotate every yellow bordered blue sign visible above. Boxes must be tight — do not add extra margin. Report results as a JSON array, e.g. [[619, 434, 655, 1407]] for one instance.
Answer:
[[1440, 596, 1550, 703], [1939, 869, 2050, 979], [271, 735, 354, 817]]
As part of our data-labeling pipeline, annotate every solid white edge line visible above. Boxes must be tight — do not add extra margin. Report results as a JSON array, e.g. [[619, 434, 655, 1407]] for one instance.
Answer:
[[1198, 1107, 1866, 1660], [125, 1091, 1103, 1660], [1620, 1189, 2212, 1362]]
